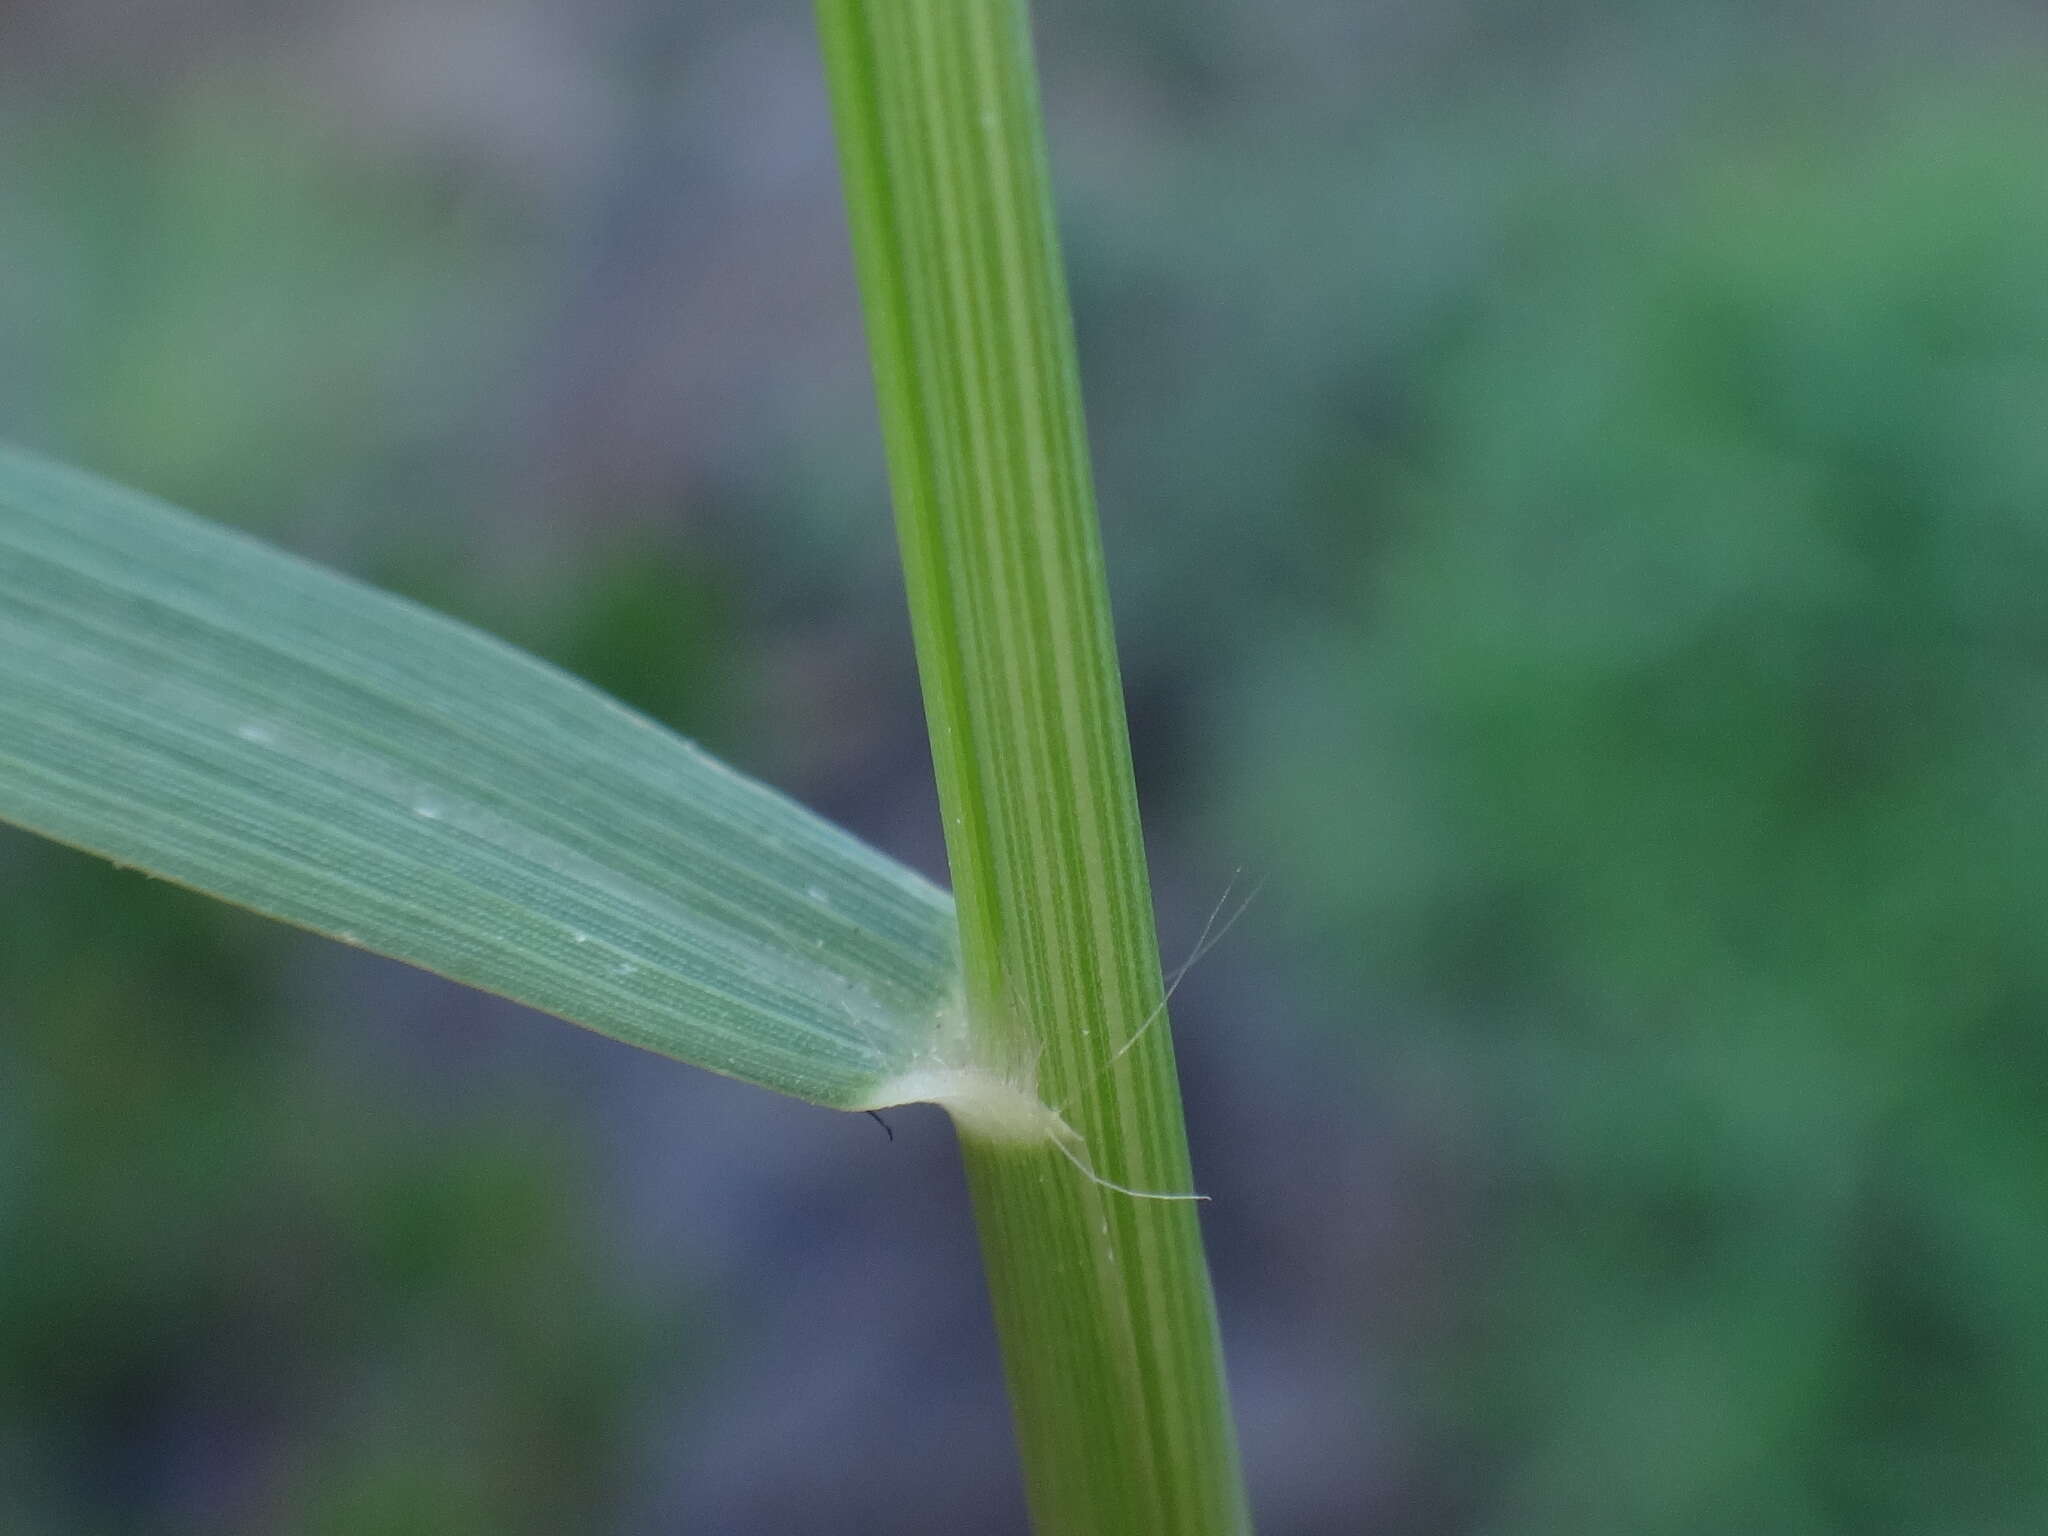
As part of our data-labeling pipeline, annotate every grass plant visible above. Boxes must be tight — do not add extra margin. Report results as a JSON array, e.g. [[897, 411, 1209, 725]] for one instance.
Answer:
[[0, 2, 1246, 1530]]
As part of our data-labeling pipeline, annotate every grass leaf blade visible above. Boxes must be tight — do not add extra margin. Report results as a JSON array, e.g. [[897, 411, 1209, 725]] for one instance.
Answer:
[[0, 443, 958, 1108]]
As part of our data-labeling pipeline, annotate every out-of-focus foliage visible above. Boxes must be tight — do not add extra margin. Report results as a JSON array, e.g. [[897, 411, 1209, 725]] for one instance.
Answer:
[[0, 837, 658, 1533], [1236, 87, 2048, 1534], [0, 91, 523, 538]]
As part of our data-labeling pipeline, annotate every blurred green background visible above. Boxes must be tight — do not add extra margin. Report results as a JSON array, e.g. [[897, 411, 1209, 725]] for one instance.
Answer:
[[6, 2, 2048, 1532]]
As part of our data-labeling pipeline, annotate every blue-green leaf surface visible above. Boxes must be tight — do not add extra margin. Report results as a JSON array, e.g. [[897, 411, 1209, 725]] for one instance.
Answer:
[[0, 444, 958, 1108]]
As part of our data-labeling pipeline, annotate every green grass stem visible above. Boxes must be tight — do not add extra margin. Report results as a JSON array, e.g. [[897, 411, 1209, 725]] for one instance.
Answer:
[[816, 3, 1251, 1530]]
